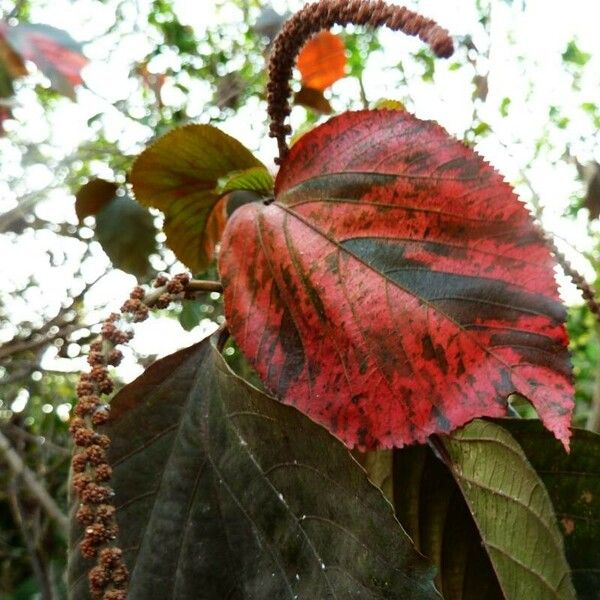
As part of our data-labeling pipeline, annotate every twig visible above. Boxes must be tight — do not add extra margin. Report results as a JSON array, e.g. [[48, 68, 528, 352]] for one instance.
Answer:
[[0, 321, 101, 361], [545, 236, 600, 321], [0, 428, 69, 534], [8, 483, 53, 600], [186, 279, 223, 293], [1, 422, 71, 457], [357, 74, 369, 108], [143, 278, 223, 307]]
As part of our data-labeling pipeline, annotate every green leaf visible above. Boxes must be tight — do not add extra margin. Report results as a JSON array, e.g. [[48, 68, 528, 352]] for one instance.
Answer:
[[178, 298, 204, 331], [217, 165, 274, 196], [131, 124, 267, 272], [442, 420, 575, 599], [562, 41, 591, 66], [500, 419, 600, 598], [68, 336, 438, 599], [94, 194, 158, 279], [500, 96, 511, 117], [75, 178, 118, 220], [394, 420, 575, 599], [414, 49, 435, 82]]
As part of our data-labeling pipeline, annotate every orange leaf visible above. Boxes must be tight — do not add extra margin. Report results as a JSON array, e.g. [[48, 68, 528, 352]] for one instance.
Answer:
[[297, 31, 346, 91]]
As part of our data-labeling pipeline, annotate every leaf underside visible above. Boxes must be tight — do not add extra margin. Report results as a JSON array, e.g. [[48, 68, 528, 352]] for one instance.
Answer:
[[68, 336, 438, 600], [219, 109, 573, 450], [394, 419, 575, 600], [501, 419, 600, 598]]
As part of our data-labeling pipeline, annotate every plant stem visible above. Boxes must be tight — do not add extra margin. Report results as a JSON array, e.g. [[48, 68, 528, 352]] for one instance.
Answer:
[[0, 429, 69, 534], [187, 279, 223, 293]]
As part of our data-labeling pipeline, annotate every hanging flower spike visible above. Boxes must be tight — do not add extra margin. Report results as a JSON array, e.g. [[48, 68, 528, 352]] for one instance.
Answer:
[[267, 0, 454, 163], [70, 272, 213, 600]]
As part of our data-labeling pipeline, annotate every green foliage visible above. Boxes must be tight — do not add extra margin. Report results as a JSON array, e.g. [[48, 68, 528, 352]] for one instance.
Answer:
[[567, 304, 600, 425], [94, 195, 158, 279], [216, 165, 274, 196], [562, 40, 591, 67], [177, 298, 205, 331], [394, 420, 576, 599]]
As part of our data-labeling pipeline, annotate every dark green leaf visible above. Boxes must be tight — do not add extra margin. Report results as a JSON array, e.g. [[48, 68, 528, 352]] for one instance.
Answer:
[[500, 419, 600, 598], [69, 336, 438, 599], [178, 298, 204, 331], [94, 194, 157, 279], [394, 442, 503, 599], [225, 189, 265, 217]]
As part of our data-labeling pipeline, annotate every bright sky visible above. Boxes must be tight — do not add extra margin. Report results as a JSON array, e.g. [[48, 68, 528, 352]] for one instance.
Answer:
[[1, 0, 600, 393]]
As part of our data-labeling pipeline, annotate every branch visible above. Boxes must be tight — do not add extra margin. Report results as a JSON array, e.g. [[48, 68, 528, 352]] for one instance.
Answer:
[[0, 190, 54, 234], [0, 428, 69, 534], [143, 278, 223, 307], [1, 422, 71, 457], [0, 322, 97, 361], [8, 484, 53, 600]]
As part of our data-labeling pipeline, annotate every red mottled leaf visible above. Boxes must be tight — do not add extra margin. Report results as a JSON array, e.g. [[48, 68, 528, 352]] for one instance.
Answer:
[[2, 22, 87, 99], [297, 31, 346, 91], [219, 110, 573, 451]]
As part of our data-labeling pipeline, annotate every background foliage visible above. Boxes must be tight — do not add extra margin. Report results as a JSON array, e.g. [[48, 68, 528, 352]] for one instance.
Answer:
[[0, 0, 599, 597]]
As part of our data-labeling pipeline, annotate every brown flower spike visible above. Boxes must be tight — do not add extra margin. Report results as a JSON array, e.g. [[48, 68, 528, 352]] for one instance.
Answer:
[[267, 0, 454, 163], [70, 273, 194, 599]]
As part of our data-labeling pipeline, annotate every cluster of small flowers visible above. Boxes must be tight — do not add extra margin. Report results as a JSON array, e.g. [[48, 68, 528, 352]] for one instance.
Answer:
[[71, 273, 190, 599], [151, 272, 190, 308]]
